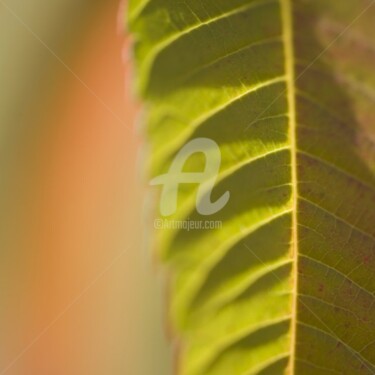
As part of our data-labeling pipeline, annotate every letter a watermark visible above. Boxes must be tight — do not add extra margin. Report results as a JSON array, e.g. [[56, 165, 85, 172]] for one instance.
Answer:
[[150, 138, 230, 217]]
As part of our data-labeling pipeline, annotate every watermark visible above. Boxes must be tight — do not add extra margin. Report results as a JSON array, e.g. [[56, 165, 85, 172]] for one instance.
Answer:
[[154, 218, 222, 231], [150, 137, 230, 217]]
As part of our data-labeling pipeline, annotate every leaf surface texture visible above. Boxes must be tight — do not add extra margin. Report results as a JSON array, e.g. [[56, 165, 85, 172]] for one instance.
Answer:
[[128, 0, 375, 373]]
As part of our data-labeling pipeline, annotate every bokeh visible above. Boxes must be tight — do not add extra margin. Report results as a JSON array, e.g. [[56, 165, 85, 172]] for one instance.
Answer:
[[0, 1, 171, 374]]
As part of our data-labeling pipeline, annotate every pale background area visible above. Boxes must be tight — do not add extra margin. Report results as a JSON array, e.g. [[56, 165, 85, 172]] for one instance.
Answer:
[[0, 0, 172, 374]]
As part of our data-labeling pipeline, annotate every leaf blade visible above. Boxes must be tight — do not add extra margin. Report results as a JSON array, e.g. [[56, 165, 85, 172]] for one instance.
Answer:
[[129, 0, 375, 373]]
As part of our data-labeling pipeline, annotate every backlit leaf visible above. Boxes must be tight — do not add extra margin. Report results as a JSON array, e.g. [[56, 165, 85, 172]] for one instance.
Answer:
[[128, 1, 375, 373]]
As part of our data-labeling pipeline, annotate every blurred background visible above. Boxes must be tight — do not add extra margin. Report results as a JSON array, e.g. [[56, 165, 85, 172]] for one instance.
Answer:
[[0, 0, 171, 374]]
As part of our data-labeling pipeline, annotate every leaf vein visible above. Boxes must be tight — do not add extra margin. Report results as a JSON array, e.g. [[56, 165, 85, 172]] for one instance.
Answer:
[[298, 197, 375, 242]]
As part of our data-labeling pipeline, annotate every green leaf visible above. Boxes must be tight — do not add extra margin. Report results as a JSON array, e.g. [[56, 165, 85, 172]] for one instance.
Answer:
[[128, 0, 375, 373]]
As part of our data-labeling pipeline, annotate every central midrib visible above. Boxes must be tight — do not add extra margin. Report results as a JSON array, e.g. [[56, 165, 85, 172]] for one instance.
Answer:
[[281, 0, 299, 374]]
